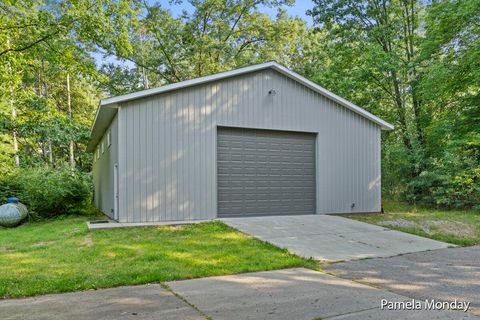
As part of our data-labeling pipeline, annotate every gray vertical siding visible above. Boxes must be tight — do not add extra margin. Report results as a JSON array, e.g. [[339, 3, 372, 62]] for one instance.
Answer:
[[116, 69, 381, 222], [92, 114, 118, 218]]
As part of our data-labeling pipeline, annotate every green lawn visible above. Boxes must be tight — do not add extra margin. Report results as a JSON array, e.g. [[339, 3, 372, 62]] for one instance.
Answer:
[[0, 216, 316, 298], [345, 200, 480, 246]]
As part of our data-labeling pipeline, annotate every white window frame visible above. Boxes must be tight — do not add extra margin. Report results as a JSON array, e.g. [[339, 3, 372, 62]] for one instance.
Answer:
[[107, 131, 111, 147]]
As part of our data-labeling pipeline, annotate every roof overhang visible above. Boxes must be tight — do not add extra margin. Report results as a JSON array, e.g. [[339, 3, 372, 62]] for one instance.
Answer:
[[86, 103, 118, 152], [87, 61, 393, 152]]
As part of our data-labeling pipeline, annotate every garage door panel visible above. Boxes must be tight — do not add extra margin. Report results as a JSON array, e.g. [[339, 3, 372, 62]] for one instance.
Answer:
[[217, 127, 316, 217]]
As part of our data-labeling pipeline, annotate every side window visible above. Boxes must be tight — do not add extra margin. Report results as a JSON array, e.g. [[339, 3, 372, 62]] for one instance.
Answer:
[[97, 148, 100, 159], [101, 140, 105, 154], [107, 131, 111, 147]]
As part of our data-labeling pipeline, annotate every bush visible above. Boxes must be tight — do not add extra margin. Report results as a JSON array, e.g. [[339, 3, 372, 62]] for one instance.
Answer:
[[0, 166, 92, 219]]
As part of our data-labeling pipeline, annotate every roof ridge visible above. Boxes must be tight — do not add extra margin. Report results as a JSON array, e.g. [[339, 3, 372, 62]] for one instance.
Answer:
[[87, 62, 393, 151]]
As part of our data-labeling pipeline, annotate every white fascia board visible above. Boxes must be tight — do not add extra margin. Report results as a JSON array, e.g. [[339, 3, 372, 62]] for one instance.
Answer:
[[99, 62, 279, 107], [86, 103, 118, 152]]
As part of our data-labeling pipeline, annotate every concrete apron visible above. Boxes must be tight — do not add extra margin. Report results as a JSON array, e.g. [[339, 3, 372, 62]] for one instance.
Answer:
[[221, 214, 452, 262]]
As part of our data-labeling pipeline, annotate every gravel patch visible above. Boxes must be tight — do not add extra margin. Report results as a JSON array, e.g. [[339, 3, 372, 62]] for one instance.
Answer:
[[378, 219, 418, 228]]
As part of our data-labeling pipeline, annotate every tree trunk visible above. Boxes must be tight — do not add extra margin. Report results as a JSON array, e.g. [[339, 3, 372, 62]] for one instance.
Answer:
[[10, 85, 20, 167], [390, 70, 413, 153], [139, 29, 149, 89], [38, 58, 54, 166], [403, 0, 426, 172], [6, 37, 20, 166], [67, 73, 75, 169]]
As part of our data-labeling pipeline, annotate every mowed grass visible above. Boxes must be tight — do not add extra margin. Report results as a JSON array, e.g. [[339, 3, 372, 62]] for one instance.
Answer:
[[345, 200, 480, 246], [0, 216, 316, 298]]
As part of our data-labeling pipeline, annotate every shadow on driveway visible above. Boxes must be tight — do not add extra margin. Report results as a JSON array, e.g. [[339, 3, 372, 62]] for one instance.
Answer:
[[325, 246, 480, 316]]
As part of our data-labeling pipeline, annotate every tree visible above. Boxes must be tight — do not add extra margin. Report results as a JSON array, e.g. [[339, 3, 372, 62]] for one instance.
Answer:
[[413, 0, 480, 208], [0, 0, 135, 171], [310, 0, 426, 152], [307, 0, 479, 207], [101, 0, 306, 85]]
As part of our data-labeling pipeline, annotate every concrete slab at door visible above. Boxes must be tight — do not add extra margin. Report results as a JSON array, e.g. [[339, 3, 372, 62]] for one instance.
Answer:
[[0, 284, 205, 320], [166, 268, 477, 320], [221, 215, 452, 261]]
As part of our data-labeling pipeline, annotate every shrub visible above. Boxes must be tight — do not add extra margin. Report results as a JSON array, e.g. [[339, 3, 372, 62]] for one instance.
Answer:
[[0, 166, 92, 219]]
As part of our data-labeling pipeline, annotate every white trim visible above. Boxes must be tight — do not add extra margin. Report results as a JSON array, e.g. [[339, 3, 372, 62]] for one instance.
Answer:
[[88, 103, 118, 138], [89, 62, 393, 145], [114, 163, 119, 221]]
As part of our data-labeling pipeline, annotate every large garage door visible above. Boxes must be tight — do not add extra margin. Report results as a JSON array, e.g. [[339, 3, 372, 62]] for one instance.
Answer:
[[217, 127, 316, 217]]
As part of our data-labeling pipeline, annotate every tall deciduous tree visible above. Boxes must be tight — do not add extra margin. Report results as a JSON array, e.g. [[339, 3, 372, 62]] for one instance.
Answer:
[[306, 0, 479, 207], [308, 0, 426, 166], [0, 0, 136, 171], [102, 0, 306, 86]]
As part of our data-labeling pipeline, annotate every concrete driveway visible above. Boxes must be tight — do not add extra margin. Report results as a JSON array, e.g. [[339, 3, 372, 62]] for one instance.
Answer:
[[167, 268, 477, 320], [325, 246, 480, 316], [221, 215, 451, 262], [2, 268, 478, 320], [0, 284, 206, 320]]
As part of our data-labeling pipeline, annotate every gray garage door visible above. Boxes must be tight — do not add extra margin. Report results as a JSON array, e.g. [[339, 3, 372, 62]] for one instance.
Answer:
[[217, 127, 316, 217]]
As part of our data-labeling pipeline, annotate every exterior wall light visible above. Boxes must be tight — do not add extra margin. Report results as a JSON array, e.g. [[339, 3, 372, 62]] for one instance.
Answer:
[[268, 89, 277, 96]]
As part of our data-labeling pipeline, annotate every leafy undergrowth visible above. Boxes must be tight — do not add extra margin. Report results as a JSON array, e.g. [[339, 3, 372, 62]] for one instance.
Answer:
[[345, 200, 480, 246], [0, 216, 316, 298]]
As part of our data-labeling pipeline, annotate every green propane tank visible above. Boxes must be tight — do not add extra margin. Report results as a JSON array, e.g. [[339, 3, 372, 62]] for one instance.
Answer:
[[0, 198, 28, 227]]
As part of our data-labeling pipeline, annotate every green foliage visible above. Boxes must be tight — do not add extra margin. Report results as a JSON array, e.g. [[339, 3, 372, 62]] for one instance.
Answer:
[[98, 63, 147, 96], [0, 166, 92, 218], [307, 0, 480, 209], [0, 0, 132, 171], [101, 0, 307, 86]]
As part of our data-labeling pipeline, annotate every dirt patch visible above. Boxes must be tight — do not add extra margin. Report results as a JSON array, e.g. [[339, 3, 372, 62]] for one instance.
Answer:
[[378, 219, 418, 228], [379, 219, 476, 238], [80, 234, 93, 247], [68, 227, 82, 235], [31, 241, 55, 248], [0, 246, 14, 252], [421, 220, 477, 237], [161, 225, 185, 231]]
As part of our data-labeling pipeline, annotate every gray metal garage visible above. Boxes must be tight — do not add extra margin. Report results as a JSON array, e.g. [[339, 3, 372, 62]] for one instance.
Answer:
[[87, 61, 393, 223]]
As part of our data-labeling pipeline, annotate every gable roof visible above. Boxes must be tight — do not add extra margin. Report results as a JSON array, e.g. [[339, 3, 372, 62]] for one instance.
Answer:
[[87, 61, 393, 151]]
